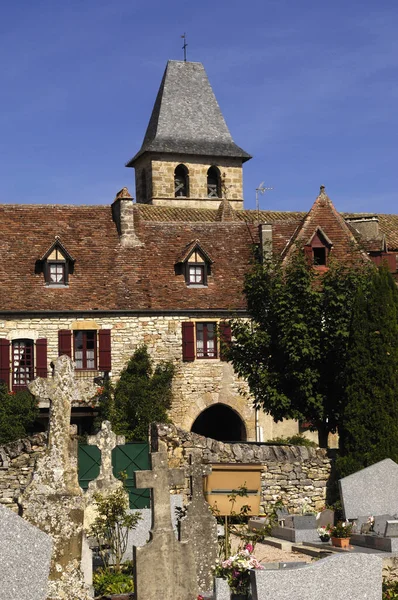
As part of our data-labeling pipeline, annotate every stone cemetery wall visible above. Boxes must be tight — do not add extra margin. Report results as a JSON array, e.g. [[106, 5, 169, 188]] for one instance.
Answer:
[[0, 433, 47, 512], [153, 423, 332, 512]]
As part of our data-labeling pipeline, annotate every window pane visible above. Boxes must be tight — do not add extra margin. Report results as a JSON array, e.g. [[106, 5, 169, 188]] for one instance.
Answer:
[[49, 263, 65, 283], [12, 340, 34, 386]]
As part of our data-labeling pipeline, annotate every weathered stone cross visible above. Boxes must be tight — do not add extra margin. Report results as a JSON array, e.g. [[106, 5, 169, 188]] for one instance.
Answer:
[[135, 447, 185, 533], [28, 354, 90, 494], [186, 450, 212, 501], [87, 420, 125, 492]]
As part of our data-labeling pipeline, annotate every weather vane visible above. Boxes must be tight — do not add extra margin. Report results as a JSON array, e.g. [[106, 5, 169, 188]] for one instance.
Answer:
[[181, 33, 187, 62]]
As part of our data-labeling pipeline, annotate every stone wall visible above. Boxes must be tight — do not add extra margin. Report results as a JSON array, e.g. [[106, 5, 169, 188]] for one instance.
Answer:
[[0, 433, 47, 512], [0, 314, 298, 441], [154, 423, 332, 513], [134, 154, 244, 209]]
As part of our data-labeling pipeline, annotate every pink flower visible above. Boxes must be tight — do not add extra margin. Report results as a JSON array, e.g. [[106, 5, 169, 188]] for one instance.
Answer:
[[244, 543, 254, 554]]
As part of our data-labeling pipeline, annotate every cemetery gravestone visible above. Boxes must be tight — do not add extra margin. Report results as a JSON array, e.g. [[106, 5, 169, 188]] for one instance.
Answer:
[[133, 443, 198, 600], [0, 504, 52, 600], [20, 355, 92, 600], [316, 508, 334, 529], [339, 458, 398, 520], [83, 420, 127, 590], [180, 451, 218, 594], [250, 553, 382, 600]]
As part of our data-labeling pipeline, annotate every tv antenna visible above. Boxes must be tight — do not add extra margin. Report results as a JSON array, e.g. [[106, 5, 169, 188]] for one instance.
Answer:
[[255, 182, 273, 216], [181, 33, 188, 62]]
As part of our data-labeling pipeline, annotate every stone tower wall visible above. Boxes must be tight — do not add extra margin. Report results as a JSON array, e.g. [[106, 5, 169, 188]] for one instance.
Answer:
[[134, 154, 243, 209]]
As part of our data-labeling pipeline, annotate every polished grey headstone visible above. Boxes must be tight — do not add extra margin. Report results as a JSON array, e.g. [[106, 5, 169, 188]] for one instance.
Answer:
[[339, 459, 398, 520], [271, 525, 318, 543], [0, 504, 52, 600], [373, 514, 395, 536], [251, 553, 382, 600], [385, 520, 398, 537]]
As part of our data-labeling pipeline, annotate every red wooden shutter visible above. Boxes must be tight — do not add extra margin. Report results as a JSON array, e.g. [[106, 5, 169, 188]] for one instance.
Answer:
[[98, 329, 112, 372], [0, 339, 10, 391], [182, 322, 195, 362], [219, 322, 232, 361], [36, 338, 47, 378], [58, 330, 72, 357]]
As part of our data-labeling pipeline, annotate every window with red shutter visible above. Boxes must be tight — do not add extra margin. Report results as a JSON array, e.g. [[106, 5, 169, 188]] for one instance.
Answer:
[[58, 330, 72, 358], [98, 330, 112, 372], [36, 338, 48, 378], [0, 339, 10, 391], [182, 322, 195, 361]]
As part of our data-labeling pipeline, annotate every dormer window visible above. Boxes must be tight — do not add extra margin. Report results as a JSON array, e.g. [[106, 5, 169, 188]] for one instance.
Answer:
[[174, 164, 189, 197], [207, 166, 221, 198], [175, 240, 213, 287], [187, 251, 206, 285], [305, 227, 333, 268], [37, 237, 75, 287]]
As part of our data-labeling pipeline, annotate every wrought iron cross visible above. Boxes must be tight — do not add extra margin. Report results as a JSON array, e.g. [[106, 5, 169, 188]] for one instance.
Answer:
[[181, 33, 187, 62]]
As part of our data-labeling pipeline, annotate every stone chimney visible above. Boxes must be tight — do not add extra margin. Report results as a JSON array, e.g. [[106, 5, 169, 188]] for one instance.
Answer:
[[111, 188, 142, 247], [259, 224, 273, 260]]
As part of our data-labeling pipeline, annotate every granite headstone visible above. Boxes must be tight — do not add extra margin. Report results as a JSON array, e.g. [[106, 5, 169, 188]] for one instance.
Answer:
[[250, 553, 382, 600], [339, 459, 398, 520], [0, 504, 52, 600]]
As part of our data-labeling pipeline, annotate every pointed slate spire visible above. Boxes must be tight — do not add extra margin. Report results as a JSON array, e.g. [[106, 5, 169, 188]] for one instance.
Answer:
[[127, 61, 251, 166]]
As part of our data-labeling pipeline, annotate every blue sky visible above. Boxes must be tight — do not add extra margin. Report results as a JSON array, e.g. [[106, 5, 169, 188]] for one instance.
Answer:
[[0, 0, 397, 214]]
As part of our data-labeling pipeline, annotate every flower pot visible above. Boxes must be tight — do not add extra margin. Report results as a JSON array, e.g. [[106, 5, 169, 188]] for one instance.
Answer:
[[331, 537, 350, 548], [319, 535, 330, 543]]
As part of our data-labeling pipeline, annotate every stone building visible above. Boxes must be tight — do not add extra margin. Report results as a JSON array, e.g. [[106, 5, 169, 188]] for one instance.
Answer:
[[0, 60, 397, 441]]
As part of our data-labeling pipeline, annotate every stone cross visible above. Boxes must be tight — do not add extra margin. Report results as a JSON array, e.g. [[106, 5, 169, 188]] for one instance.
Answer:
[[180, 451, 218, 595], [28, 354, 96, 494], [87, 420, 125, 494], [133, 445, 198, 600], [20, 356, 91, 600], [135, 448, 185, 533], [186, 450, 212, 499]]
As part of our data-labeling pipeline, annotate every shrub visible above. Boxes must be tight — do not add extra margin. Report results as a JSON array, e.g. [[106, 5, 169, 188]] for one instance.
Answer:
[[268, 434, 318, 448], [0, 383, 39, 444]]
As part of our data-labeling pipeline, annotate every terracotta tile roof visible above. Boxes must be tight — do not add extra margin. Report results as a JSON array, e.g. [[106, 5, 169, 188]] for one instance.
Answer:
[[0, 204, 258, 313], [0, 201, 396, 314]]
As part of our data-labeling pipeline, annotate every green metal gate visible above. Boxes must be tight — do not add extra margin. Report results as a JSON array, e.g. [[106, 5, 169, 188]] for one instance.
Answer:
[[78, 442, 150, 509]]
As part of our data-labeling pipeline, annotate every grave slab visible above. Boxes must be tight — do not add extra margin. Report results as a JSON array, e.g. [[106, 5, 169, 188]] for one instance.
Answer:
[[0, 504, 52, 600], [250, 553, 382, 600], [339, 458, 398, 520], [373, 514, 395, 536], [350, 533, 398, 552]]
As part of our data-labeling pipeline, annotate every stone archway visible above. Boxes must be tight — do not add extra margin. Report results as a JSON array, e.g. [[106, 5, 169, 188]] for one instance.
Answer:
[[190, 403, 247, 442]]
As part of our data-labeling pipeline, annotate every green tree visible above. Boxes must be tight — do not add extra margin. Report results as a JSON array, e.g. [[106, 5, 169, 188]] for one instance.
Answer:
[[337, 267, 398, 476], [105, 345, 174, 442], [228, 251, 369, 447], [0, 384, 39, 444]]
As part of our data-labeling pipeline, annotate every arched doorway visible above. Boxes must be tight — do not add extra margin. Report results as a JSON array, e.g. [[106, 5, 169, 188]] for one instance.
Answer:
[[191, 404, 247, 442]]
